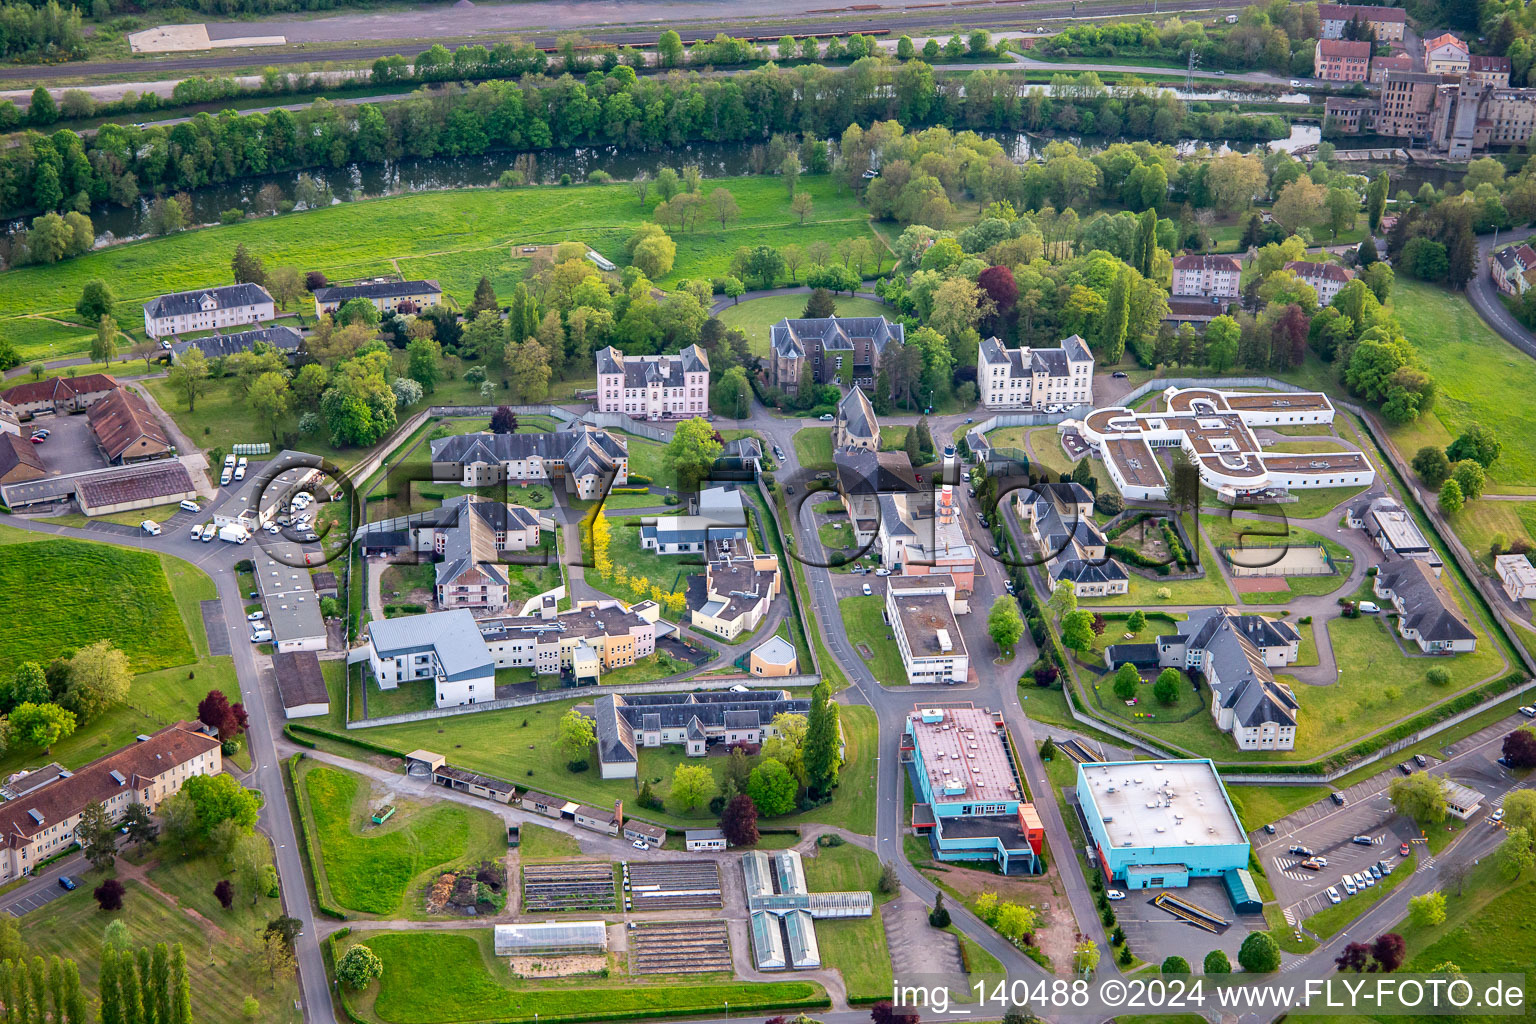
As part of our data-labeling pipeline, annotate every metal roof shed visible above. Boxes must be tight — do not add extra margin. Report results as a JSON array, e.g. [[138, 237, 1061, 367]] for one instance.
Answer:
[[493, 921, 608, 957]]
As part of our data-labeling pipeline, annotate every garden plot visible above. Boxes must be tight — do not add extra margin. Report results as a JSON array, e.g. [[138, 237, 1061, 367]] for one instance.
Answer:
[[628, 920, 733, 975], [624, 860, 723, 911], [522, 862, 617, 913]]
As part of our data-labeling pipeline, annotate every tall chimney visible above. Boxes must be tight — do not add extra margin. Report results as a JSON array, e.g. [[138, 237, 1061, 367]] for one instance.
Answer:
[[614, 798, 624, 828]]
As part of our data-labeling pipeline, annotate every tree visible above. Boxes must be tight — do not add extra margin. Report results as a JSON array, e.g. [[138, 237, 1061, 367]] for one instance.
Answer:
[[1447, 424, 1501, 469], [336, 944, 384, 990], [490, 406, 518, 434], [76, 279, 115, 324], [1502, 727, 1536, 769], [233, 832, 268, 904], [708, 187, 740, 230], [230, 244, 266, 287], [1072, 939, 1101, 974], [1238, 930, 1281, 973], [629, 223, 676, 278], [119, 802, 158, 852], [1497, 825, 1535, 879], [74, 801, 118, 870], [1047, 579, 1077, 622], [1152, 668, 1182, 705], [665, 417, 724, 492], [1325, 188, 1358, 240], [1162, 955, 1190, 975], [1126, 609, 1147, 632], [1061, 610, 1095, 652], [406, 336, 441, 393], [1371, 933, 1407, 973], [214, 880, 235, 910], [1367, 172, 1389, 230], [987, 596, 1024, 655], [748, 758, 797, 816], [94, 879, 126, 912], [0, 662, 48, 714], [790, 191, 814, 225], [1452, 460, 1485, 501], [167, 347, 211, 412], [469, 276, 499, 315], [268, 266, 304, 309], [182, 773, 260, 839], [671, 763, 714, 811], [1112, 663, 1140, 700], [1439, 478, 1464, 516], [719, 793, 759, 846], [508, 338, 552, 403], [803, 680, 841, 794], [1389, 771, 1447, 825], [1408, 891, 1446, 928], [156, 792, 198, 857], [556, 708, 596, 765], [10, 702, 74, 752], [657, 29, 684, 66], [1204, 949, 1231, 974], [170, 943, 191, 1024], [1413, 446, 1451, 489], [90, 314, 118, 366]]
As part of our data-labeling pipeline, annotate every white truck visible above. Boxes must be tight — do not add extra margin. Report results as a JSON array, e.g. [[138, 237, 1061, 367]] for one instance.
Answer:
[[218, 524, 250, 545]]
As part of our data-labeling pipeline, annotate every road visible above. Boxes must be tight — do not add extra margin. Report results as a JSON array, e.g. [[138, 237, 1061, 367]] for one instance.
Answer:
[[4, 0, 1253, 82], [1469, 232, 1536, 363]]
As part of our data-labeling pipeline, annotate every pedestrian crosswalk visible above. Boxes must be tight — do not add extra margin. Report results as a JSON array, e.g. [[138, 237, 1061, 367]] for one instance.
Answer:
[[1273, 857, 1320, 882]]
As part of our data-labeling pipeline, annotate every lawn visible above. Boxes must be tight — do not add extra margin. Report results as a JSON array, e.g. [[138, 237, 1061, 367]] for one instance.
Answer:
[[295, 761, 506, 917], [792, 427, 834, 471], [1076, 527, 1237, 608], [985, 426, 1111, 495], [801, 842, 896, 1003], [516, 823, 582, 862], [27, 863, 299, 1024], [1199, 513, 1354, 603], [344, 929, 827, 1023], [1448, 499, 1536, 570], [839, 594, 907, 685], [718, 294, 892, 357]]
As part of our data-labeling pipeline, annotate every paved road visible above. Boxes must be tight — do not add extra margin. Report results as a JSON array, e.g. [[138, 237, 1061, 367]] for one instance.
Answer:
[[0, 853, 87, 917], [1469, 232, 1536, 363]]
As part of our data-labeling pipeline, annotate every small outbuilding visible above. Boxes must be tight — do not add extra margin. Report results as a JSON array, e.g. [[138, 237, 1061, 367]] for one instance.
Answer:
[[270, 651, 330, 719]]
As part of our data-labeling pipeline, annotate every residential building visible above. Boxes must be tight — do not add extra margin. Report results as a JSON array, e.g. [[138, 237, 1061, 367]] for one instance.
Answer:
[[0, 723, 221, 884], [1496, 553, 1536, 601], [270, 650, 330, 719], [686, 829, 728, 852], [478, 598, 660, 684], [687, 550, 782, 640], [901, 704, 1042, 874], [976, 334, 1094, 411], [873, 490, 977, 595], [1285, 261, 1356, 305], [1423, 32, 1470, 75], [1348, 494, 1442, 570], [1014, 482, 1128, 598], [1, 374, 119, 418], [1373, 558, 1479, 653], [594, 344, 709, 420], [1317, 3, 1405, 43], [0, 435, 45, 487], [1109, 607, 1301, 750], [171, 325, 303, 363], [585, 689, 810, 778], [360, 609, 496, 708], [832, 386, 880, 452], [640, 486, 749, 554], [1471, 54, 1513, 87], [1324, 96, 1377, 134], [886, 575, 969, 685], [1079, 386, 1375, 504], [0, 400, 19, 437], [1315, 39, 1373, 82], [87, 388, 173, 465], [1076, 759, 1252, 893], [1170, 254, 1242, 301], [430, 426, 628, 501], [142, 283, 274, 339], [765, 315, 904, 393], [311, 279, 442, 316], [1491, 246, 1527, 295], [749, 636, 799, 676]]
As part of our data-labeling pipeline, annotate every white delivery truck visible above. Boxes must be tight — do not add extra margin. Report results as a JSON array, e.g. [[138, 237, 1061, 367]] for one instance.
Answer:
[[218, 524, 250, 544]]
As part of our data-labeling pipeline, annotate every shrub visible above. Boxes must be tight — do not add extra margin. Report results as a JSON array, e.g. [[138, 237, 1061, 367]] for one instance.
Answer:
[[94, 878, 125, 911]]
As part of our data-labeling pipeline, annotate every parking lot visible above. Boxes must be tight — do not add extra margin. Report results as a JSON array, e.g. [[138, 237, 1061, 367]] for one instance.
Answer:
[[0, 857, 85, 917], [1110, 877, 1263, 966], [25, 413, 110, 478]]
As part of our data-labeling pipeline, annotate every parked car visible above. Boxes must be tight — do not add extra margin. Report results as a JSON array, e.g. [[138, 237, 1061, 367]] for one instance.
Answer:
[[140, 520, 160, 535], [233, 464, 246, 481], [1342, 876, 1357, 895], [1299, 858, 1323, 871], [1357, 601, 1379, 614], [190, 524, 203, 540], [1352, 835, 1374, 846], [1520, 706, 1536, 718], [28, 434, 44, 444], [1400, 842, 1412, 857], [179, 499, 201, 513], [1313, 856, 1328, 867], [1111, 371, 1129, 379], [1263, 824, 1276, 835], [785, 485, 794, 495], [57, 877, 77, 892], [200, 523, 217, 542], [220, 467, 233, 486], [819, 413, 834, 421], [223, 454, 236, 468], [1331, 792, 1346, 806], [1290, 79, 1302, 87], [631, 839, 648, 850], [1106, 889, 1126, 901], [1414, 753, 1428, 767], [1004, 580, 1016, 594], [247, 611, 265, 622], [861, 583, 872, 596], [1360, 872, 1374, 888], [875, 568, 891, 577], [1326, 887, 1342, 904], [1288, 845, 1314, 857], [29, 428, 48, 439], [1369, 864, 1381, 879], [1399, 762, 1413, 775], [1493, 807, 1505, 822], [250, 628, 272, 644]]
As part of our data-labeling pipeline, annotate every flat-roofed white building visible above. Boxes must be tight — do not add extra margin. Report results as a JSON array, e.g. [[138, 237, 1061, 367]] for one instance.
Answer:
[[1497, 553, 1536, 601], [886, 575, 968, 685]]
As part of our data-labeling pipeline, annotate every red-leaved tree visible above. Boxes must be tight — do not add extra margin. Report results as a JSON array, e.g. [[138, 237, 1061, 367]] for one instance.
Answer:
[[94, 879, 125, 911], [719, 794, 759, 848]]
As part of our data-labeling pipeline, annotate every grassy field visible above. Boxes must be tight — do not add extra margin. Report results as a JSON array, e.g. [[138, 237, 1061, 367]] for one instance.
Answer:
[[27, 858, 299, 1024], [718, 294, 891, 357], [345, 929, 826, 1023], [0, 174, 877, 362], [1078, 527, 1236, 608], [295, 761, 506, 917], [793, 427, 834, 471], [801, 842, 896, 1003], [839, 594, 907, 685], [986, 426, 1112, 495], [1199, 513, 1354, 603], [1387, 279, 1536, 493], [1301, 858, 1409, 939], [515, 823, 582, 862]]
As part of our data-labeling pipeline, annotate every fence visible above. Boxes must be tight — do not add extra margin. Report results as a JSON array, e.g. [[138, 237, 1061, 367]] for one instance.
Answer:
[[1219, 542, 1335, 578], [346, 673, 825, 729]]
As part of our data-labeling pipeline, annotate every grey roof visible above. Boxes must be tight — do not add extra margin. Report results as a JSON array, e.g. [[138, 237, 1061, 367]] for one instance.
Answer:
[[431, 495, 545, 590], [1375, 559, 1477, 643], [143, 282, 273, 320], [270, 651, 329, 710], [1031, 348, 1069, 377], [1495, 248, 1521, 272], [592, 695, 638, 765], [836, 387, 878, 441], [1026, 484, 1125, 587], [979, 335, 1091, 378], [1062, 334, 1092, 362], [171, 325, 302, 361], [722, 437, 762, 461], [1105, 643, 1160, 665], [431, 426, 627, 474], [836, 449, 918, 495], [597, 344, 709, 387], [753, 635, 797, 667], [769, 316, 904, 360], [312, 279, 441, 303], [1162, 608, 1299, 729], [687, 828, 725, 841], [593, 692, 810, 751], [367, 609, 494, 681]]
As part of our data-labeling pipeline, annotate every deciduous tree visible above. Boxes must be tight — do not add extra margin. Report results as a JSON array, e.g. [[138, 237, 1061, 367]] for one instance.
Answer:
[[94, 879, 125, 912], [988, 595, 1024, 655], [748, 757, 797, 816], [719, 793, 759, 847], [670, 763, 714, 811], [1389, 771, 1447, 824], [556, 708, 596, 764], [166, 348, 210, 412], [9, 702, 74, 752]]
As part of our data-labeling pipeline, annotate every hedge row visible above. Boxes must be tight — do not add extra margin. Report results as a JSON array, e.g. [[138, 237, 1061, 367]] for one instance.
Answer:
[[284, 755, 349, 921], [627, 473, 653, 485], [288, 722, 413, 761], [610, 487, 651, 495], [1104, 512, 1153, 541], [1106, 542, 1174, 575]]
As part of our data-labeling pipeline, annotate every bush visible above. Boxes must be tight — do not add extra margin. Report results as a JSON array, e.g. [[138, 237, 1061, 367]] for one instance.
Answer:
[[566, 758, 589, 773], [219, 208, 245, 225], [94, 878, 125, 911]]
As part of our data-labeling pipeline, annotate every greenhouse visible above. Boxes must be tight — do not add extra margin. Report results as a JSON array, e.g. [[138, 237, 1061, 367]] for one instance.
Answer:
[[493, 921, 609, 957]]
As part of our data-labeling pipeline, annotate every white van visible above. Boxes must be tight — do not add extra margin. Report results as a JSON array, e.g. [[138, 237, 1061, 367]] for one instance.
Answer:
[[1358, 601, 1379, 614], [250, 628, 273, 644], [179, 499, 201, 513], [220, 467, 233, 486], [140, 520, 161, 536]]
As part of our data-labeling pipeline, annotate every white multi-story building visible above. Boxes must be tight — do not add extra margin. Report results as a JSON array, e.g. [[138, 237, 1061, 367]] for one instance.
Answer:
[[976, 335, 1094, 410], [886, 575, 969, 685], [363, 610, 497, 708], [430, 425, 628, 501], [142, 283, 275, 339], [1170, 255, 1241, 301], [595, 345, 709, 420], [1285, 261, 1355, 306]]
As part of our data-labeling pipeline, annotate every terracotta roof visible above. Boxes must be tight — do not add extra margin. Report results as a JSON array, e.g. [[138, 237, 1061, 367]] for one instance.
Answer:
[[1318, 3, 1405, 21], [1470, 54, 1511, 73], [1, 374, 118, 407], [1423, 32, 1468, 53], [1318, 39, 1373, 58], [0, 434, 45, 485], [0, 723, 218, 849], [1171, 254, 1240, 272], [87, 389, 171, 461], [1285, 260, 1355, 283]]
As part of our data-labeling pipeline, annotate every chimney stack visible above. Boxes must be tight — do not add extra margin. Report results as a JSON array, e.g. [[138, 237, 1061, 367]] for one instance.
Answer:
[[614, 798, 624, 828]]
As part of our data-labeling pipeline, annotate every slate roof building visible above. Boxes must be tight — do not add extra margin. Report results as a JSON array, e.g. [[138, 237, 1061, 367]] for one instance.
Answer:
[[312, 279, 441, 315], [1318, 3, 1405, 42], [582, 689, 811, 778], [1285, 261, 1356, 305], [1348, 495, 1441, 570], [976, 334, 1094, 411], [477, 598, 660, 684], [171, 325, 303, 363], [687, 550, 781, 641], [360, 609, 497, 708], [1316, 38, 1373, 81], [1170, 254, 1241, 300], [1014, 482, 1128, 597], [832, 386, 880, 452], [1, 374, 119, 418], [594, 344, 709, 420], [1373, 558, 1478, 654], [766, 315, 904, 393], [1107, 608, 1302, 750], [87, 389, 173, 465], [143, 283, 275, 339], [430, 426, 628, 501]]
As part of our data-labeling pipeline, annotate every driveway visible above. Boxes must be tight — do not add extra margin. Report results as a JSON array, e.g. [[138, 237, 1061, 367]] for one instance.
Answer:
[[25, 413, 109, 478], [0, 853, 87, 917]]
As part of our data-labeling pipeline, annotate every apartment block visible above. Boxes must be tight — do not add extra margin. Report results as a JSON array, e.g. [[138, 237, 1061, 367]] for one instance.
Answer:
[[1170, 254, 1241, 301], [976, 335, 1094, 410], [1317, 3, 1405, 43], [1315, 39, 1372, 82], [594, 344, 709, 420]]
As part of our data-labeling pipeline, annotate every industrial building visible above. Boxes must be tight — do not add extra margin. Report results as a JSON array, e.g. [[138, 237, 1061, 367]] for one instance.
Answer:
[[901, 704, 1043, 874], [742, 850, 872, 971], [1076, 759, 1253, 900]]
